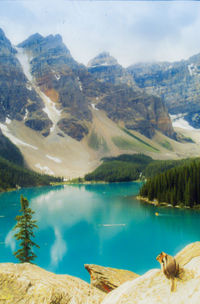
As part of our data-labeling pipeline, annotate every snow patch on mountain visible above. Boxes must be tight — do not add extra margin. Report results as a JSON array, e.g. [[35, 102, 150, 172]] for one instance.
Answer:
[[40, 91, 62, 132], [16, 47, 62, 133], [5, 118, 11, 124], [46, 154, 62, 163], [91, 103, 99, 111], [23, 109, 29, 121], [15, 47, 33, 81], [91, 62, 113, 68], [35, 163, 54, 175], [26, 83, 32, 91], [77, 77, 83, 91], [51, 69, 61, 81], [187, 63, 199, 76], [55, 74, 60, 81], [0, 123, 38, 150], [170, 114, 198, 130]]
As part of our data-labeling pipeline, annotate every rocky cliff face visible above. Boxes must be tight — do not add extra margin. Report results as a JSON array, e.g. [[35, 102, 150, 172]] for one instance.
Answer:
[[18, 33, 92, 140], [87, 52, 175, 139], [88, 52, 136, 87], [97, 85, 175, 138], [0, 28, 181, 177], [128, 54, 200, 128], [0, 29, 52, 136], [0, 28, 175, 142]]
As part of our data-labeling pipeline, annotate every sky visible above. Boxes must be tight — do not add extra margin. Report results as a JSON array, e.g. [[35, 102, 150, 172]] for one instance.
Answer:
[[1, 0, 200, 67]]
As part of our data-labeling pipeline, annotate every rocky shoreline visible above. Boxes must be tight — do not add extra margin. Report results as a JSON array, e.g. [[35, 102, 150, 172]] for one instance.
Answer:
[[0, 242, 200, 303], [137, 195, 200, 210]]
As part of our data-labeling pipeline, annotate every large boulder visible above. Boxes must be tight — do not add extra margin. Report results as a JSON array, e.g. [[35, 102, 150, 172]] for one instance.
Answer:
[[0, 263, 105, 304], [85, 264, 139, 293], [175, 242, 200, 267]]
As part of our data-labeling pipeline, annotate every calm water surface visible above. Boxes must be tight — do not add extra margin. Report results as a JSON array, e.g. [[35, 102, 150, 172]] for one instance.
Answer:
[[0, 182, 200, 282]]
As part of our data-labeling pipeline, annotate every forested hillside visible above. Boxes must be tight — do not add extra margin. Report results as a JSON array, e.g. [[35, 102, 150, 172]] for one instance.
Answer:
[[0, 157, 62, 192], [0, 129, 24, 166], [139, 160, 200, 207], [84, 154, 195, 183], [0, 130, 62, 191], [85, 154, 151, 182]]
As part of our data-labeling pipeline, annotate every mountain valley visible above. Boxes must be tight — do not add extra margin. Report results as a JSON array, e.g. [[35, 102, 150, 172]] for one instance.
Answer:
[[0, 28, 200, 178]]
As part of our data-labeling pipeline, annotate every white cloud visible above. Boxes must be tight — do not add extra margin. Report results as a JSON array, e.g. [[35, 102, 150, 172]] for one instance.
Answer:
[[1, 1, 200, 66]]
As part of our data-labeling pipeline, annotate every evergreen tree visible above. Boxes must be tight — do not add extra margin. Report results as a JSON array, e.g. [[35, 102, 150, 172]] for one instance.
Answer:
[[13, 195, 39, 263]]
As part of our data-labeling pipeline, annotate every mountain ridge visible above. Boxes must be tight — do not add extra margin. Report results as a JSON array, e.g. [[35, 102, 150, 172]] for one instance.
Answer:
[[127, 53, 200, 128], [16, 30, 175, 140], [0, 28, 199, 178]]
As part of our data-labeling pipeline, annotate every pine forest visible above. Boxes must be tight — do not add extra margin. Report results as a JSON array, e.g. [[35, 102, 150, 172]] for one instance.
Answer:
[[139, 160, 200, 208]]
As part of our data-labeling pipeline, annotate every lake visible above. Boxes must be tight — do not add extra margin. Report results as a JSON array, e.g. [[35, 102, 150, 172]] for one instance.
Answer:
[[0, 182, 200, 282]]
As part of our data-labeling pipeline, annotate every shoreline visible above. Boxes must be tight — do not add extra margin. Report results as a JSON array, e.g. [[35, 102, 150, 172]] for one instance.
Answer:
[[52, 179, 142, 186], [136, 195, 200, 210], [0, 179, 142, 193]]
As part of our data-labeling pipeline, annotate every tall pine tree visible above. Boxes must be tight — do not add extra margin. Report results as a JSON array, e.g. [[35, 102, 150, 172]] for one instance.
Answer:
[[13, 195, 39, 263]]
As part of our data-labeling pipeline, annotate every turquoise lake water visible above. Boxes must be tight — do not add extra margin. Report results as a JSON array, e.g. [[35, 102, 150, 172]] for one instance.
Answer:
[[0, 182, 200, 282]]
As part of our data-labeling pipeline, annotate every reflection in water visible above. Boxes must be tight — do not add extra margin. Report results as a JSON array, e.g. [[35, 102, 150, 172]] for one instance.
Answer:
[[5, 229, 16, 251], [30, 185, 138, 271], [50, 227, 67, 267], [31, 186, 99, 229]]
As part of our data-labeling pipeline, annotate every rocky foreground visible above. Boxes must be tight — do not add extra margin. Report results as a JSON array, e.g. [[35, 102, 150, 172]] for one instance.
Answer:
[[101, 242, 200, 304], [0, 242, 200, 303], [85, 264, 139, 293], [0, 263, 104, 304]]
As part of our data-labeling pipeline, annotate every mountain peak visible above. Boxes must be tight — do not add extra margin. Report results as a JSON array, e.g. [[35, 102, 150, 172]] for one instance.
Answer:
[[18, 33, 44, 48], [88, 52, 119, 67], [0, 28, 16, 54], [45, 34, 63, 43], [18, 33, 71, 58], [0, 28, 6, 39]]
